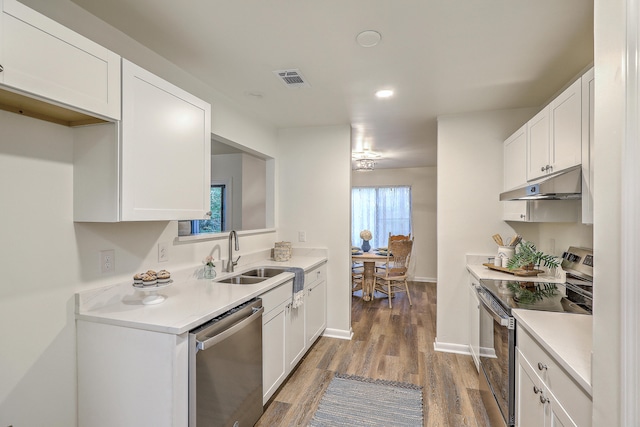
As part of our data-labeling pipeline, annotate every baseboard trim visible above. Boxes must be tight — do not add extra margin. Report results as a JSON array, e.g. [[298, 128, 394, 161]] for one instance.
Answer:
[[413, 276, 437, 283], [322, 327, 353, 340], [433, 339, 471, 356]]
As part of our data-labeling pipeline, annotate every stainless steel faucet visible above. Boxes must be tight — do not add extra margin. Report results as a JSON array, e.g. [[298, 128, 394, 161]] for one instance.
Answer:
[[227, 230, 241, 272]]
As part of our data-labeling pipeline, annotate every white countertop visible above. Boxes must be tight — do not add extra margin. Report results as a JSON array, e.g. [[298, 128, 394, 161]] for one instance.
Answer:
[[513, 310, 592, 395], [76, 252, 327, 335], [466, 261, 566, 283]]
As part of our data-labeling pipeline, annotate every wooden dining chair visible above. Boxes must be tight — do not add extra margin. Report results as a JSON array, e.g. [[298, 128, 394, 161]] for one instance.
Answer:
[[373, 238, 413, 308], [375, 232, 411, 272]]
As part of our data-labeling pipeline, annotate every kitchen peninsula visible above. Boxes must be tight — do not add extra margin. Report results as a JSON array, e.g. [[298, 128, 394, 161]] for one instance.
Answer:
[[76, 249, 327, 427]]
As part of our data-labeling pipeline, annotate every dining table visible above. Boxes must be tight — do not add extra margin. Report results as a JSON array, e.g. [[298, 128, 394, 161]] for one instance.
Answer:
[[352, 251, 388, 301]]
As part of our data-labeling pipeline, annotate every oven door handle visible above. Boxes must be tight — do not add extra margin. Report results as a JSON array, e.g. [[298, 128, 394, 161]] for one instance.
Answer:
[[476, 288, 515, 329]]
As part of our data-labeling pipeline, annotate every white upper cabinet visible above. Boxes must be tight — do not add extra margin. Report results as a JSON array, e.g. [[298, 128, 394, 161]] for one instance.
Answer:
[[0, 0, 121, 120], [504, 124, 528, 191], [527, 78, 582, 181], [74, 60, 211, 222], [120, 60, 211, 221]]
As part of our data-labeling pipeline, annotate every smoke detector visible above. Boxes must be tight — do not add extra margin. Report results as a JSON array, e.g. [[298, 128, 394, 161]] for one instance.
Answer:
[[273, 69, 310, 88]]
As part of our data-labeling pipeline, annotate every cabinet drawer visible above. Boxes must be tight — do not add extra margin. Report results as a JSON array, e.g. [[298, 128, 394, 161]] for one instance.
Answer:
[[305, 265, 326, 288], [260, 280, 292, 314], [517, 327, 591, 425]]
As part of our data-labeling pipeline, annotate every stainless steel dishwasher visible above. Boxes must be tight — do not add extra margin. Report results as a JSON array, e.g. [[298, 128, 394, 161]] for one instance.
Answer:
[[189, 298, 264, 427]]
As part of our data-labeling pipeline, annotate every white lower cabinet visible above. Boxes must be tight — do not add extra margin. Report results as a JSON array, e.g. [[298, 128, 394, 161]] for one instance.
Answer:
[[262, 296, 288, 404], [260, 263, 327, 404], [516, 325, 591, 427], [77, 320, 189, 427], [306, 279, 327, 346]]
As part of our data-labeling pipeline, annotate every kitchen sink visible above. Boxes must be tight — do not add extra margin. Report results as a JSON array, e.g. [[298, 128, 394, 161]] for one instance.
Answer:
[[216, 276, 268, 285], [241, 267, 290, 278], [215, 266, 290, 285]]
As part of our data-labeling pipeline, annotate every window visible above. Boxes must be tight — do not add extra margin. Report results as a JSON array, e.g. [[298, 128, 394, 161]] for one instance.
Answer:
[[193, 184, 226, 234], [351, 186, 412, 249]]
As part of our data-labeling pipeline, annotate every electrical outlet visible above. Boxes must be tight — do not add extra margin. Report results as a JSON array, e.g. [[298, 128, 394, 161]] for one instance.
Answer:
[[158, 242, 169, 263], [100, 249, 115, 274], [298, 231, 306, 242]]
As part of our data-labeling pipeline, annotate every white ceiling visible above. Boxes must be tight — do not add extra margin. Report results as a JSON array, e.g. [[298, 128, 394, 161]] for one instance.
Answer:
[[71, 0, 593, 169]]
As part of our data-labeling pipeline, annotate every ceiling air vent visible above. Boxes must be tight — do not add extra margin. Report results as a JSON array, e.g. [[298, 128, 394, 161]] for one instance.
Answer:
[[273, 69, 310, 88]]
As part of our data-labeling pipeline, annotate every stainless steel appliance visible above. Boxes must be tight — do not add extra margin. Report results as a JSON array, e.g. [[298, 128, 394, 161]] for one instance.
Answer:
[[476, 247, 593, 426], [189, 298, 264, 427]]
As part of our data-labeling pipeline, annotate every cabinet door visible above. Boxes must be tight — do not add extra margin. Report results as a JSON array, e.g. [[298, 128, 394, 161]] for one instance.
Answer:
[[516, 351, 547, 427], [549, 79, 582, 174], [285, 303, 306, 371], [262, 303, 286, 404], [581, 68, 594, 224], [527, 108, 550, 181], [306, 280, 326, 346], [549, 400, 577, 427], [121, 59, 211, 221], [504, 124, 528, 190], [1, 0, 121, 120]]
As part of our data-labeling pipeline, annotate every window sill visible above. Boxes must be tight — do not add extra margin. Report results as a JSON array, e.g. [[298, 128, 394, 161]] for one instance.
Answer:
[[175, 228, 276, 243]]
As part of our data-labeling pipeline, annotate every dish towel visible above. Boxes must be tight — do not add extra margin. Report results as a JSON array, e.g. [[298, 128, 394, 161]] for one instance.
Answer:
[[286, 267, 305, 308]]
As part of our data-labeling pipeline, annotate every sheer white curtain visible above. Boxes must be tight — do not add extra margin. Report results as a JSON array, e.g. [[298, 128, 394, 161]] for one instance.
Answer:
[[351, 186, 412, 249]]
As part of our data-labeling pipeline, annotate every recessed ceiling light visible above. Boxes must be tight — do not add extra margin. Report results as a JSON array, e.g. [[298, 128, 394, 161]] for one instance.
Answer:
[[375, 89, 394, 98], [356, 30, 382, 47]]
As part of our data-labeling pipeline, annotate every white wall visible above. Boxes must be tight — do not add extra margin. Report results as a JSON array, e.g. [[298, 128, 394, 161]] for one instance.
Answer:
[[277, 125, 352, 337], [593, 1, 624, 425], [435, 108, 535, 349], [351, 167, 437, 282], [242, 154, 267, 230]]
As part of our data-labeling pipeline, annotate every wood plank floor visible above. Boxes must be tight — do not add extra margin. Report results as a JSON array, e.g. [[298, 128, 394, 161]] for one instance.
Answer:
[[255, 282, 492, 427]]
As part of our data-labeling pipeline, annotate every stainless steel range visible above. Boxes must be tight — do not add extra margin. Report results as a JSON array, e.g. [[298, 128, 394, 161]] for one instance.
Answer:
[[475, 246, 593, 426]]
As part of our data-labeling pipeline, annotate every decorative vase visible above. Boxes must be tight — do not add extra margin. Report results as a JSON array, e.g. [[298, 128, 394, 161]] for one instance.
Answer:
[[204, 265, 216, 279], [361, 240, 371, 252]]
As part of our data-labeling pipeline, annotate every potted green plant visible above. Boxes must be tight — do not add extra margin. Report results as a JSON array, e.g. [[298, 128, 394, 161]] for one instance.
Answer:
[[506, 241, 560, 271]]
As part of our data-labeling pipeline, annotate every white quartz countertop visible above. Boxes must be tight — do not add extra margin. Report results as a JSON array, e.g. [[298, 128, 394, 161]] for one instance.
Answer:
[[513, 309, 592, 395], [76, 254, 327, 335]]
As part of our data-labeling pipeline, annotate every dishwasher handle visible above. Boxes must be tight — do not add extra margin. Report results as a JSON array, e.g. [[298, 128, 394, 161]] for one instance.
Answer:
[[196, 306, 264, 352]]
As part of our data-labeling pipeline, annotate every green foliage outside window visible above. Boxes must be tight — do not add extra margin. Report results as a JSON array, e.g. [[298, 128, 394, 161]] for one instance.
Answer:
[[197, 186, 224, 233]]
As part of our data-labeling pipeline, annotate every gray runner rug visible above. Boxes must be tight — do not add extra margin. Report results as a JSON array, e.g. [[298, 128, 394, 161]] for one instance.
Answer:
[[309, 373, 423, 426]]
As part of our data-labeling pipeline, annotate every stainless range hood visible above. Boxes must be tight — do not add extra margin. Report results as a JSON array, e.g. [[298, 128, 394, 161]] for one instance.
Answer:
[[500, 165, 582, 201]]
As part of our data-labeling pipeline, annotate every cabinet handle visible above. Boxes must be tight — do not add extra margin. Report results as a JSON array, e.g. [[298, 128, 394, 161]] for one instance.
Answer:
[[205, 211, 212, 217], [540, 166, 546, 172], [533, 386, 542, 394], [539, 394, 550, 404], [520, 214, 526, 219], [537, 362, 548, 371]]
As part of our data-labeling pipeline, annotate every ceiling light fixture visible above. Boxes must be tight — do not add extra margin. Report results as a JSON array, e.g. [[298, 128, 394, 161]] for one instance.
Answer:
[[352, 149, 381, 159], [356, 30, 382, 48], [375, 89, 394, 98], [355, 158, 375, 171]]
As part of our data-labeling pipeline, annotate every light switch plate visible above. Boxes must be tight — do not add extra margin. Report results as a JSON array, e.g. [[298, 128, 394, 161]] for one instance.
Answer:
[[298, 231, 306, 242]]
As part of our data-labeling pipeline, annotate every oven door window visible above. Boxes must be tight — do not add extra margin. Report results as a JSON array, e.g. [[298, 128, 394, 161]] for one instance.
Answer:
[[479, 304, 515, 424]]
